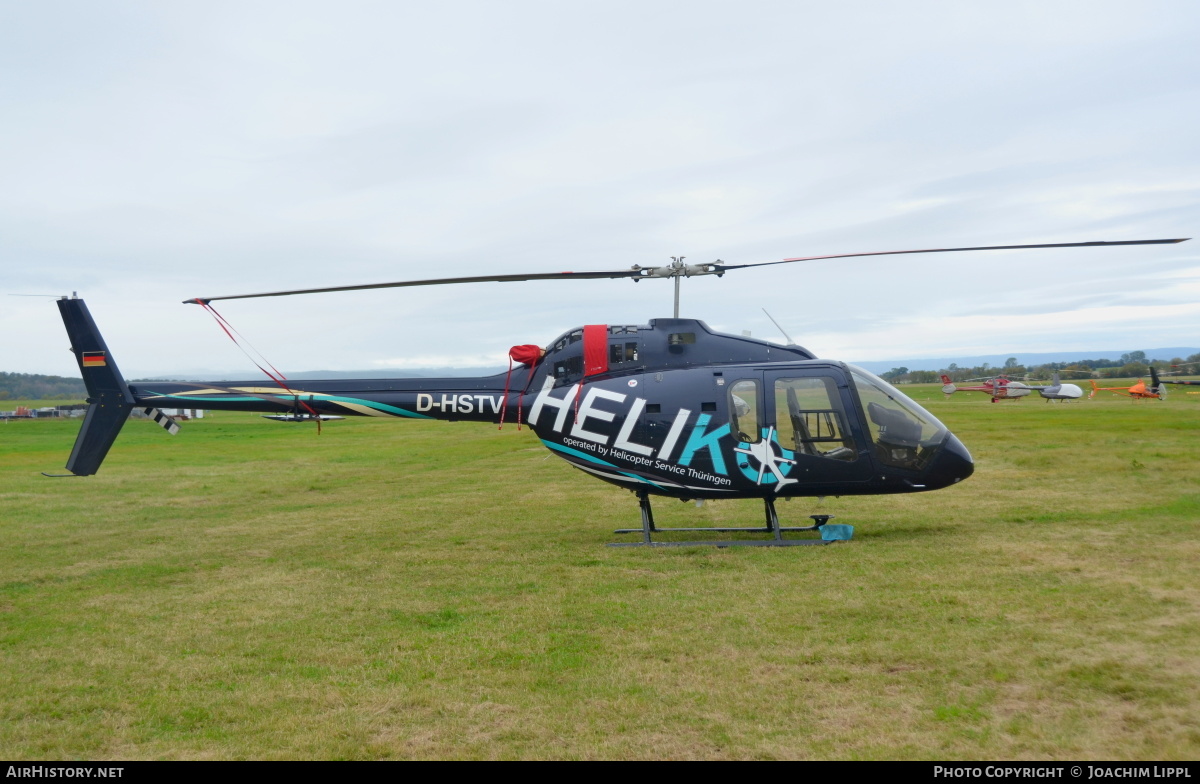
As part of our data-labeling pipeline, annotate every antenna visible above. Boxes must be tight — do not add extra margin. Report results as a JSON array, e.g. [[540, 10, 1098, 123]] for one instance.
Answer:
[[762, 308, 796, 346]]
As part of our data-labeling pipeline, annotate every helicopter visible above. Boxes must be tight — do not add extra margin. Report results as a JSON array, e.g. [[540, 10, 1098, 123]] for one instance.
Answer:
[[51, 237, 1188, 547], [1019, 372, 1086, 402], [941, 371, 1085, 403], [1157, 362, 1200, 387], [1088, 368, 1168, 400], [939, 374, 1033, 402]]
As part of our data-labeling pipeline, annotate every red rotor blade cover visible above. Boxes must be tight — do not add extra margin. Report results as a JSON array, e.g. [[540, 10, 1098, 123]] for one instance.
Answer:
[[582, 325, 609, 377]]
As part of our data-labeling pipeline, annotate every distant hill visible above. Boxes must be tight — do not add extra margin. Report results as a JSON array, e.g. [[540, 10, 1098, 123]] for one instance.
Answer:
[[147, 350, 1200, 381], [2, 367, 510, 401], [134, 367, 508, 382], [8, 348, 1197, 400], [849, 348, 1200, 375], [0, 372, 87, 400]]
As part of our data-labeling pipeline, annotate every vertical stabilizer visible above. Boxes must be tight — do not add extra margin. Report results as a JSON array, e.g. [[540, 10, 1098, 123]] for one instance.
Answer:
[[56, 297, 135, 475]]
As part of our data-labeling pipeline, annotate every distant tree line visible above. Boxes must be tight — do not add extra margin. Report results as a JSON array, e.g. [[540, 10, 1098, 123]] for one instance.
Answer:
[[881, 351, 1200, 384], [8, 351, 1199, 397], [0, 372, 87, 400]]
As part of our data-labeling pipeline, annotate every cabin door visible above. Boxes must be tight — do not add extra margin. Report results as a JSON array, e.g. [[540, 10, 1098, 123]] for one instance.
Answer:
[[763, 370, 873, 485]]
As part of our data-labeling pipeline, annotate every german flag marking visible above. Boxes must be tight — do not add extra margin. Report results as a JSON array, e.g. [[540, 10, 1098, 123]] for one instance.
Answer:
[[82, 351, 107, 367]]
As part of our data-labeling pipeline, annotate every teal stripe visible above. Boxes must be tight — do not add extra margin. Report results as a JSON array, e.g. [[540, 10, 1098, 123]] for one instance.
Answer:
[[541, 439, 663, 489], [143, 394, 267, 403], [141, 392, 431, 419], [318, 395, 432, 419]]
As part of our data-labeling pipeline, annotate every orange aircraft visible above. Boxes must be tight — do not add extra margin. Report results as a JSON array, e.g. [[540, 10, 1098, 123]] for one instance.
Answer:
[[1088, 368, 1166, 400]]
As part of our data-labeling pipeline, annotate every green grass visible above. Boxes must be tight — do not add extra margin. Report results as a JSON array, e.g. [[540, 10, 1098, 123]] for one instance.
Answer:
[[0, 387, 1198, 759]]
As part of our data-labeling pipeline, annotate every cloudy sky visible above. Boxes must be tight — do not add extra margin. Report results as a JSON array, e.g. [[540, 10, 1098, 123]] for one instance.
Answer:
[[3, 1, 1197, 378]]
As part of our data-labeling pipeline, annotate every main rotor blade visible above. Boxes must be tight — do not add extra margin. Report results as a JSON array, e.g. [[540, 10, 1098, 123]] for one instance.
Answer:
[[714, 238, 1190, 273], [187, 237, 1189, 304], [187, 268, 642, 304]]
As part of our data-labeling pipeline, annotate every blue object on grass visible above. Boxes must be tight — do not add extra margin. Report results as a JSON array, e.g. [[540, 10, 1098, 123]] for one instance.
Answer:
[[820, 524, 854, 541]]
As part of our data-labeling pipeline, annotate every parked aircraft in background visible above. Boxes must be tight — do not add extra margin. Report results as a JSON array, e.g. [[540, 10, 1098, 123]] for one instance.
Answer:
[[940, 374, 1032, 403], [940, 372, 1084, 403], [1018, 372, 1084, 402], [1158, 362, 1200, 387], [1089, 370, 1167, 401]]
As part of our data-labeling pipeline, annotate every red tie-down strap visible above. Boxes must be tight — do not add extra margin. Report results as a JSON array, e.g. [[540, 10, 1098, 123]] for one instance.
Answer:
[[575, 324, 609, 423], [191, 299, 324, 432], [499, 344, 545, 430]]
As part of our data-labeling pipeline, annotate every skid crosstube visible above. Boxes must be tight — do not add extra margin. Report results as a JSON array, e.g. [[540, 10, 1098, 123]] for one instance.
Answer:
[[608, 490, 836, 547]]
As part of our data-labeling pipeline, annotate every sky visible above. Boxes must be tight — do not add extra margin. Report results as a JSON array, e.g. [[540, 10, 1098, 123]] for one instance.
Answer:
[[2, 1, 1198, 379]]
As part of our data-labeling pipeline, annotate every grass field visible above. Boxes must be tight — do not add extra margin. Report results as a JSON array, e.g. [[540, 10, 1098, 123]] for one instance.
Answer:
[[1, 384, 1198, 760]]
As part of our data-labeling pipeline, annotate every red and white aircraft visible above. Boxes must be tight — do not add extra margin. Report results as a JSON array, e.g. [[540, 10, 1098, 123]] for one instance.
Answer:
[[941, 373, 1083, 403], [941, 374, 1032, 403]]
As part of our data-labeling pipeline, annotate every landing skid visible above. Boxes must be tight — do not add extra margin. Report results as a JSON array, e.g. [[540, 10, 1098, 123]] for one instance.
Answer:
[[609, 491, 836, 548]]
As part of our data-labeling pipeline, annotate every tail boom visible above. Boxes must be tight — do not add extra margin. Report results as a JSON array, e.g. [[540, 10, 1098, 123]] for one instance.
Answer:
[[53, 297, 529, 474]]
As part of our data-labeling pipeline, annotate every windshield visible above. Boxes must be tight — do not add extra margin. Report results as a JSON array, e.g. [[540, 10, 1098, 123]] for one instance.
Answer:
[[848, 365, 948, 469]]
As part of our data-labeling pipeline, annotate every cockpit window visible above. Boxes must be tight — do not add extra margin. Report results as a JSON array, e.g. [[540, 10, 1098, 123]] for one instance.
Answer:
[[848, 366, 948, 470]]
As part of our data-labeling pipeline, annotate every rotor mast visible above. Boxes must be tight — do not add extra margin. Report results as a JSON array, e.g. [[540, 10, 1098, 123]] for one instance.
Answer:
[[673, 257, 681, 318]]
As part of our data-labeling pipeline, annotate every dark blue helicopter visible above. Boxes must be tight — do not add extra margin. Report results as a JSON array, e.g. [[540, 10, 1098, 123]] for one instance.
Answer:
[[53, 238, 1188, 546]]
